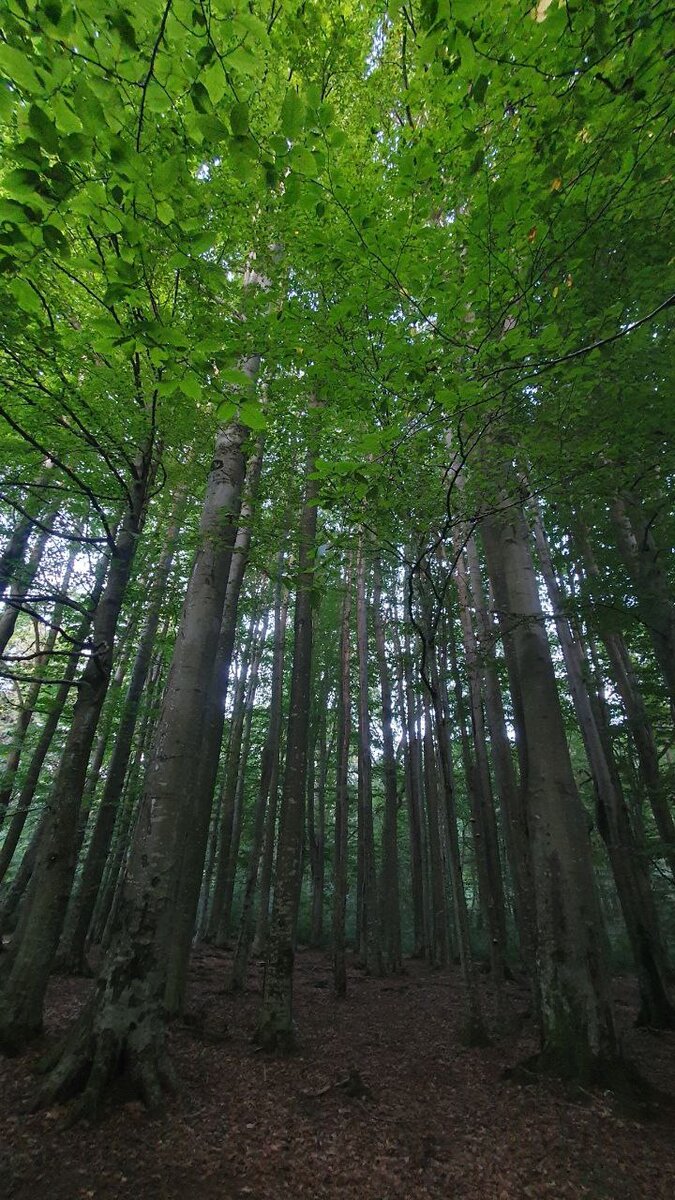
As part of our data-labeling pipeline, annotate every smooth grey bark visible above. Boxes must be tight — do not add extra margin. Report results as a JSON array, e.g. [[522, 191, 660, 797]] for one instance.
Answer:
[[354, 538, 382, 975], [575, 522, 675, 884], [256, 435, 318, 1050], [373, 561, 402, 973], [230, 563, 288, 991], [0, 543, 78, 829], [212, 610, 268, 951], [32, 422, 248, 1113], [332, 561, 352, 997], [481, 502, 617, 1079], [464, 536, 536, 969], [0, 506, 57, 658], [0, 542, 110, 899], [395, 624, 428, 959], [0, 474, 51, 600], [191, 438, 264, 913], [0, 454, 153, 1050], [533, 507, 674, 1028], [422, 687, 450, 968], [88, 644, 165, 950], [449, 561, 508, 980], [206, 613, 257, 945], [424, 629, 488, 1043], [56, 505, 183, 975]]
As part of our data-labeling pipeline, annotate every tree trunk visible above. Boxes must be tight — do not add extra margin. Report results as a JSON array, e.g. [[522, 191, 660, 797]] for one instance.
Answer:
[[0, 541, 78, 828], [211, 610, 268, 952], [354, 537, 382, 975], [481, 502, 618, 1080], [372, 561, 402, 973], [230, 560, 288, 992], [422, 688, 450, 968], [256, 432, 318, 1050], [424, 630, 488, 1043], [533, 508, 674, 1028], [56, 506, 183, 975], [31, 423, 247, 1113], [0, 456, 153, 1050], [206, 611, 258, 945], [333, 560, 352, 997], [464, 536, 535, 970], [0, 505, 57, 657]]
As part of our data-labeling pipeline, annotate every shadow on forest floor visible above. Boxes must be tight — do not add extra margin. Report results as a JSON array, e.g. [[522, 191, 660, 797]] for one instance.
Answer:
[[1, 949, 674, 1199]]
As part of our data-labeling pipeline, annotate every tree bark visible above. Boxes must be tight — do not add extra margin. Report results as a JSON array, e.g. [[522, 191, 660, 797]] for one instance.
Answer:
[[333, 560, 352, 997], [372, 561, 402, 973], [533, 507, 674, 1028], [55, 505, 183, 975], [481, 502, 618, 1080], [0, 456, 153, 1050], [256, 431, 318, 1050], [230, 560, 288, 991], [31, 423, 247, 1111], [354, 537, 382, 975]]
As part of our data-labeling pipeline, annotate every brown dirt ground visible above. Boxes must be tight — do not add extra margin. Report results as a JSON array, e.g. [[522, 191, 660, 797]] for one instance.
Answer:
[[1, 949, 674, 1199]]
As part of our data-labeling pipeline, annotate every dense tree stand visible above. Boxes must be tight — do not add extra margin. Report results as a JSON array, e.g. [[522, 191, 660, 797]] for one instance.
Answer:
[[1, 3, 674, 1190]]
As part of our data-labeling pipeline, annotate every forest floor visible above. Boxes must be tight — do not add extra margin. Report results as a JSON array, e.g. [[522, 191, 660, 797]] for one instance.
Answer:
[[1, 948, 674, 1200]]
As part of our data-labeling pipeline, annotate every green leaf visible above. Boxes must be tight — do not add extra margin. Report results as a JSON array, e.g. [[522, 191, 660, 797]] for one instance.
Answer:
[[280, 91, 304, 139], [203, 63, 227, 107], [230, 101, 249, 137], [0, 45, 40, 92], [240, 399, 266, 431], [51, 95, 83, 134], [180, 373, 202, 400], [28, 105, 60, 154], [10, 277, 43, 315], [220, 366, 254, 387]]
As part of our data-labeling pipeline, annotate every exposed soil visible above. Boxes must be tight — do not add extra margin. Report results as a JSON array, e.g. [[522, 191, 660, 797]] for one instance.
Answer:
[[1, 949, 674, 1199]]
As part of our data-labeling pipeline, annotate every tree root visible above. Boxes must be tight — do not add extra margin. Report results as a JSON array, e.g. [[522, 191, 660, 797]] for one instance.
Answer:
[[29, 997, 177, 1124]]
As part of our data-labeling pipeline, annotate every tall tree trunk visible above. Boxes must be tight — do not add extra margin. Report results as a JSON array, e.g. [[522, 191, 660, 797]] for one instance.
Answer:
[[256, 432, 318, 1050], [422, 687, 449, 969], [206, 612, 257, 945], [333, 560, 352, 997], [373, 561, 402, 973], [533, 508, 674, 1028], [464, 537, 535, 969], [0, 541, 78, 828], [210, 611, 268, 954], [0, 540, 111, 897], [575, 522, 675, 883], [190, 439, 264, 924], [0, 454, 153, 1050], [88, 645, 165, 949], [0, 480, 49, 600], [307, 699, 328, 948], [395, 624, 428, 959], [481, 502, 618, 1080], [354, 537, 382, 975], [32, 423, 247, 1112], [0, 505, 57, 657], [423, 627, 488, 1043], [449, 565, 508, 981], [230, 561, 289, 992], [56, 506, 183, 975]]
